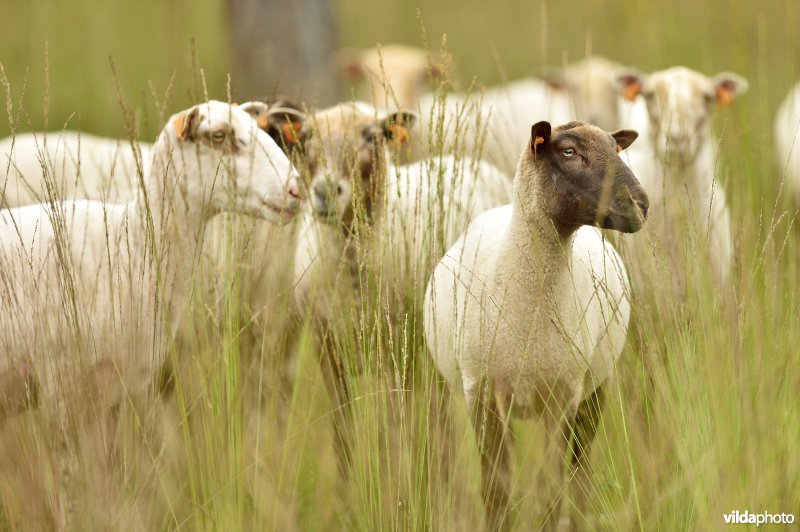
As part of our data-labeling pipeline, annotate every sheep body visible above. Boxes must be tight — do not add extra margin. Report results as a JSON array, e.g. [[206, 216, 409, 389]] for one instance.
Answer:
[[336, 44, 441, 109], [774, 80, 800, 201], [417, 56, 626, 175], [425, 206, 630, 407], [0, 131, 150, 207], [417, 80, 570, 175]]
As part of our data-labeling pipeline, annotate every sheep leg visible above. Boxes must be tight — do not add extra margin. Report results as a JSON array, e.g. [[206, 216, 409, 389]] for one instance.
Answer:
[[427, 376, 454, 484], [51, 360, 124, 530], [470, 378, 514, 532], [539, 399, 579, 531], [318, 329, 354, 478], [565, 383, 606, 531], [0, 356, 39, 423], [51, 392, 78, 532]]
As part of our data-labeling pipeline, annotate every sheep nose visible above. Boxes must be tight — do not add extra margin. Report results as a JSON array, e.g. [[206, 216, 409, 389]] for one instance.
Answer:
[[313, 181, 330, 202], [636, 197, 650, 219], [287, 181, 303, 201], [667, 132, 688, 146], [313, 180, 344, 200]]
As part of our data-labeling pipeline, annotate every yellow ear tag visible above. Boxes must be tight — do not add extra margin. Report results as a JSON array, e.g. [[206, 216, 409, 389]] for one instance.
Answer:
[[257, 113, 270, 131], [716, 87, 734, 107], [616, 144, 623, 153], [621, 82, 641, 102], [173, 112, 188, 140], [533, 135, 545, 160], [281, 122, 300, 144], [390, 124, 410, 145]]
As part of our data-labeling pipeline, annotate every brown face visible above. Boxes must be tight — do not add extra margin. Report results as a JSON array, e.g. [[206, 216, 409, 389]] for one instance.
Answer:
[[304, 104, 416, 227], [528, 121, 649, 233]]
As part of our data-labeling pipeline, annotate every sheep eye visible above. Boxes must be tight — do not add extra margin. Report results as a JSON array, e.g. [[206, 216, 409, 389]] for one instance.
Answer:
[[211, 130, 227, 143], [561, 148, 576, 157]]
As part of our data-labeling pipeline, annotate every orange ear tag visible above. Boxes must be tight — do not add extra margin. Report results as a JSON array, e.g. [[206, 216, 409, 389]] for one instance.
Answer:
[[390, 124, 410, 145], [616, 144, 623, 153], [281, 122, 300, 144], [716, 87, 734, 107], [173, 112, 187, 140], [257, 113, 270, 131], [621, 82, 641, 102], [533, 135, 545, 160]]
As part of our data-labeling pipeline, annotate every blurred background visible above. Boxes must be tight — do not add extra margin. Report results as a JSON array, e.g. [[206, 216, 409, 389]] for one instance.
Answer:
[[1, 0, 798, 140]]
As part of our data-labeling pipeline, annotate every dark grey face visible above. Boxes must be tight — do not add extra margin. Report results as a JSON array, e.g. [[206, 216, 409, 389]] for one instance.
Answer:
[[529, 121, 649, 233]]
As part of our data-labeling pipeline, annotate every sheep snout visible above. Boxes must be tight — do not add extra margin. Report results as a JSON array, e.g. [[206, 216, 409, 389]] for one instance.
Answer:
[[311, 179, 346, 217]]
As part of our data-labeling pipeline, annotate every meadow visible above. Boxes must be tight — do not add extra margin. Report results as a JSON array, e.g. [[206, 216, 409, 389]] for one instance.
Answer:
[[0, 0, 799, 530]]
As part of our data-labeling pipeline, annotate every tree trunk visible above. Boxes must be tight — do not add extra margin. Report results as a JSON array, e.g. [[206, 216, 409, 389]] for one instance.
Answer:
[[226, 0, 339, 106]]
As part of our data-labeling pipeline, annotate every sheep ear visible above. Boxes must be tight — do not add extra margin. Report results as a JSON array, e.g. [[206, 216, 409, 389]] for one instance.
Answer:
[[382, 110, 417, 145], [260, 95, 305, 113], [332, 48, 365, 80], [428, 56, 444, 81], [239, 101, 271, 130], [267, 107, 307, 147], [542, 66, 568, 91], [173, 106, 201, 141], [713, 72, 748, 107], [426, 52, 450, 83], [612, 129, 638, 152], [530, 121, 551, 160], [615, 70, 645, 102]]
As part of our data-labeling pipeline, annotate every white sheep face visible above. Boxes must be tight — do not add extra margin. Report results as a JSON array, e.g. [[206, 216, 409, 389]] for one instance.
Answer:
[[643, 68, 717, 163], [618, 67, 748, 165], [165, 100, 302, 224]]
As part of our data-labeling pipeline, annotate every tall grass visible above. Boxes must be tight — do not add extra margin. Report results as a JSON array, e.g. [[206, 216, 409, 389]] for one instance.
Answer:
[[0, 0, 799, 530]]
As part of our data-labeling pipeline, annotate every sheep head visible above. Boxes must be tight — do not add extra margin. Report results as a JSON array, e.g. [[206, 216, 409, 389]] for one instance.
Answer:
[[335, 44, 444, 108], [163, 100, 303, 225], [615, 66, 748, 165], [241, 97, 308, 152], [304, 103, 416, 228], [523, 120, 649, 234], [543, 55, 626, 131]]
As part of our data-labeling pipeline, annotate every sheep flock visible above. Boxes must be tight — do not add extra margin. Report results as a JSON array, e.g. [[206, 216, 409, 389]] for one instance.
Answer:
[[0, 40, 796, 531]]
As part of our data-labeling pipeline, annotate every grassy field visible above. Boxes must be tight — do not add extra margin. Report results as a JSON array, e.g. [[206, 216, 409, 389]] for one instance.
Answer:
[[1, 0, 799, 530]]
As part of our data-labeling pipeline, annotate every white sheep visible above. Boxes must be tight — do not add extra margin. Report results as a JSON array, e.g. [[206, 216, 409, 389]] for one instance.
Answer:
[[614, 66, 748, 288], [0, 100, 302, 422], [774, 80, 800, 202], [335, 44, 443, 109], [423, 120, 648, 529], [417, 55, 628, 175], [0, 96, 303, 210], [292, 102, 512, 469], [0, 101, 310, 370], [0, 130, 150, 208]]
